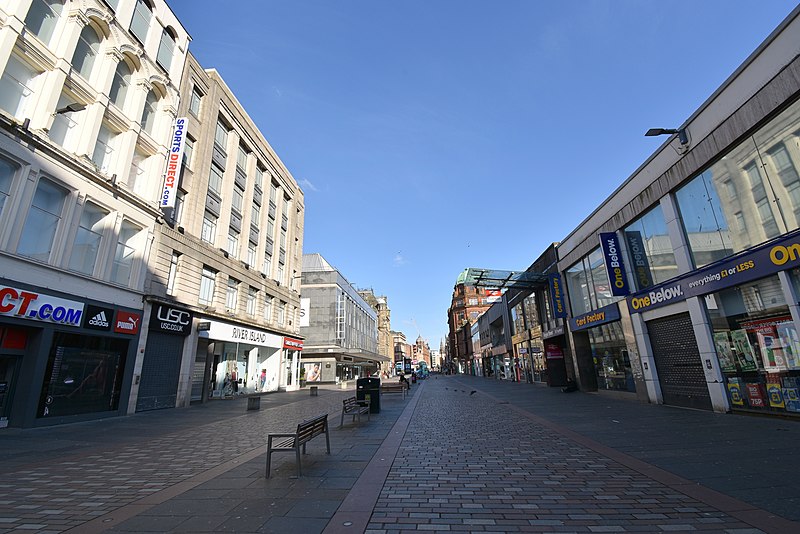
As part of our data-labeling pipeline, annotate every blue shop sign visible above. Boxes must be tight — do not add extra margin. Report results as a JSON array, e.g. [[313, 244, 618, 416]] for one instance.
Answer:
[[549, 273, 568, 318], [599, 232, 630, 296], [569, 302, 621, 332], [627, 230, 800, 314]]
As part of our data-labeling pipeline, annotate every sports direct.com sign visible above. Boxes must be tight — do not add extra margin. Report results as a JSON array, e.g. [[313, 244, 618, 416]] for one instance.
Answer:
[[0, 285, 84, 326], [160, 117, 188, 209]]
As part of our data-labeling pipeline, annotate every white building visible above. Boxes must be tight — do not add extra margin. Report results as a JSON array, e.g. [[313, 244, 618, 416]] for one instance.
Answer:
[[0, 0, 189, 427]]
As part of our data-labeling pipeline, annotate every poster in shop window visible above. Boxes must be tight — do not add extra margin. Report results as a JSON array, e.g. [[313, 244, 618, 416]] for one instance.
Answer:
[[745, 382, 767, 408], [782, 376, 800, 412], [726, 378, 745, 406], [730, 329, 758, 372], [775, 322, 800, 370], [713, 332, 737, 373], [767, 383, 785, 409], [756, 332, 788, 372]]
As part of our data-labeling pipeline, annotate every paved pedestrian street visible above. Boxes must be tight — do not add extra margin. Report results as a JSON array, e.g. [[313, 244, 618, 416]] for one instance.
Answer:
[[1, 376, 798, 533]]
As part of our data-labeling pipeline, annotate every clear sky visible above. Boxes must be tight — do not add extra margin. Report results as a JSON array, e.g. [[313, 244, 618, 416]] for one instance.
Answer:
[[169, 0, 798, 347]]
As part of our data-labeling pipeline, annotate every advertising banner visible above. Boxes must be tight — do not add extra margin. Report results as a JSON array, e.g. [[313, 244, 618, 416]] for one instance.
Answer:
[[599, 232, 630, 296], [160, 117, 188, 209], [548, 273, 567, 318], [627, 230, 800, 314], [485, 289, 502, 303], [299, 298, 310, 327]]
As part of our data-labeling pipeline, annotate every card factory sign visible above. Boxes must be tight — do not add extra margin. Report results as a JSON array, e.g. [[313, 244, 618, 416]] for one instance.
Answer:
[[198, 319, 283, 347]]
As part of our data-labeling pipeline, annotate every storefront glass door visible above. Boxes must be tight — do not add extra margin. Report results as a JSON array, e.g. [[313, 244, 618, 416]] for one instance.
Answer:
[[0, 355, 18, 427]]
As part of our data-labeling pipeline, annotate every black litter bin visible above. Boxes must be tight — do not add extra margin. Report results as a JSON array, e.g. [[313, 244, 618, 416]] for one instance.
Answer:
[[356, 377, 381, 413]]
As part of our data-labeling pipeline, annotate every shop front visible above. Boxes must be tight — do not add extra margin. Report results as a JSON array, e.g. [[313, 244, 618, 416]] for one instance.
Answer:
[[627, 230, 800, 416], [542, 325, 569, 387], [570, 303, 635, 393], [196, 319, 286, 398], [0, 279, 141, 428]]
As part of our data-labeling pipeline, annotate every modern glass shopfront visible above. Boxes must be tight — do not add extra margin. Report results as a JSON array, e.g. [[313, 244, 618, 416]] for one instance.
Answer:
[[708, 273, 800, 414], [197, 319, 286, 398], [570, 304, 635, 393]]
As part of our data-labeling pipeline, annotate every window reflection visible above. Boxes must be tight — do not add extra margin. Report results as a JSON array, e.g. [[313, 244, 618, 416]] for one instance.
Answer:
[[624, 205, 678, 290]]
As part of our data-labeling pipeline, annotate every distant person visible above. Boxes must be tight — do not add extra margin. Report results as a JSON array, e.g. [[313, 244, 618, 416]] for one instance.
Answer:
[[399, 374, 410, 389], [411, 371, 417, 383]]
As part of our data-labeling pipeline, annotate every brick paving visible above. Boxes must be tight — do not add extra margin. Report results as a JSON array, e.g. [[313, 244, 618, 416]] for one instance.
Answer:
[[364, 380, 781, 533], [0, 376, 798, 533]]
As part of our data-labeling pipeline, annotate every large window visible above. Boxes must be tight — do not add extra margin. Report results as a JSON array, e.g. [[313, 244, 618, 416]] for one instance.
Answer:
[[208, 162, 224, 194], [201, 211, 217, 243], [188, 87, 202, 116], [0, 55, 41, 119], [68, 201, 107, 275], [140, 90, 158, 135], [624, 205, 679, 290], [675, 98, 800, 268], [129, 0, 152, 44], [108, 60, 132, 109], [565, 248, 619, 316], [71, 24, 102, 80], [0, 159, 16, 218], [167, 252, 180, 295], [246, 287, 257, 316], [156, 28, 176, 72], [226, 277, 239, 311], [91, 124, 117, 174], [214, 120, 229, 150], [49, 93, 82, 147], [111, 220, 140, 285], [18, 178, 67, 262], [37, 332, 128, 418], [227, 228, 239, 258], [199, 267, 216, 305], [264, 296, 272, 322], [25, 0, 64, 46]]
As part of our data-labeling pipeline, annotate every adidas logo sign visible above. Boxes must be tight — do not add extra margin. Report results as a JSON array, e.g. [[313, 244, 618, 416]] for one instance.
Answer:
[[88, 311, 109, 328]]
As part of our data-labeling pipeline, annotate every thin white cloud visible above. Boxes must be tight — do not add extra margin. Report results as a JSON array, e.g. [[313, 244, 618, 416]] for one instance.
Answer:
[[393, 253, 407, 266], [273, 87, 282, 97], [298, 178, 318, 192]]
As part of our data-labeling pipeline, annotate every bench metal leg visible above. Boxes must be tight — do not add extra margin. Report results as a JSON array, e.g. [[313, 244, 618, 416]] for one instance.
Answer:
[[266, 450, 272, 478], [296, 446, 302, 477]]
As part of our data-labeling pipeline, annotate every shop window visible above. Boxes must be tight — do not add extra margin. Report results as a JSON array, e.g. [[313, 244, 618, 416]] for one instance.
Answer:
[[708, 274, 800, 414], [108, 59, 132, 110], [111, 220, 141, 285], [49, 93, 83, 148], [588, 322, 634, 392], [129, 0, 152, 45], [25, 0, 64, 46], [565, 258, 591, 316], [68, 201, 108, 275], [37, 332, 128, 418], [624, 205, 679, 290], [71, 24, 102, 81], [18, 178, 67, 262], [127, 148, 147, 195]]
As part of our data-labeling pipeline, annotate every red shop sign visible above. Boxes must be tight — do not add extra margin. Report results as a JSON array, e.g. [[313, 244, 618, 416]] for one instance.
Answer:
[[283, 337, 303, 350], [114, 310, 141, 335]]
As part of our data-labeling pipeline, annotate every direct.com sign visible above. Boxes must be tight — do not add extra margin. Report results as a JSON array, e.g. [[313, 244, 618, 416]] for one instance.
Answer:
[[0, 285, 84, 326]]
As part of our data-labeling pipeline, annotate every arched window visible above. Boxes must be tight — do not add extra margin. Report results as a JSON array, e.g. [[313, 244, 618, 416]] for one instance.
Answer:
[[24, 0, 64, 46], [140, 90, 158, 135], [71, 24, 102, 80], [129, 0, 152, 44], [108, 59, 132, 109], [156, 27, 177, 72]]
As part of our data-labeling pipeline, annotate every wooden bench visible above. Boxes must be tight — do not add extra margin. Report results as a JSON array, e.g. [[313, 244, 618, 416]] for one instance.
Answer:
[[340, 396, 370, 427], [266, 414, 330, 478], [380, 382, 407, 399]]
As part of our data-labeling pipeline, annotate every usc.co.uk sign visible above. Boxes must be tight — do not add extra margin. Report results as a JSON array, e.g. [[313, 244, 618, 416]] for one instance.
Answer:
[[627, 231, 800, 314]]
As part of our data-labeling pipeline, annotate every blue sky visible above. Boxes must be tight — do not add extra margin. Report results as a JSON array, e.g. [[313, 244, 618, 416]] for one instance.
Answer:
[[170, 0, 798, 347]]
